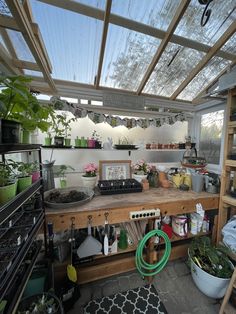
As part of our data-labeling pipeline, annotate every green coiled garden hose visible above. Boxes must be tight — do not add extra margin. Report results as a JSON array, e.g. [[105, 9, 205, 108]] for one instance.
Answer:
[[135, 230, 171, 277]]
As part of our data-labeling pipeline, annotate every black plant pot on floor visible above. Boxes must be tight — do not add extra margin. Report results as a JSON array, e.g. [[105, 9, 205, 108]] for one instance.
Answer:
[[1, 119, 21, 144]]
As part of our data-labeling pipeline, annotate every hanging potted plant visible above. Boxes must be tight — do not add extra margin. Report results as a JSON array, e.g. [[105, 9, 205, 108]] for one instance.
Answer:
[[81, 163, 98, 189], [0, 162, 17, 205], [57, 164, 75, 188], [189, 236, 234, 299]]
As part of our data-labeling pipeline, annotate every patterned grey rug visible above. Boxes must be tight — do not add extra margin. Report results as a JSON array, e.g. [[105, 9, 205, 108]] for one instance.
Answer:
[[84, 284, 168, 314]]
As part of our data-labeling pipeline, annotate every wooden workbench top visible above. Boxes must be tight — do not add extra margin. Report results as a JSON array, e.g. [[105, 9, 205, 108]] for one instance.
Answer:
[[45, 188, 219, 215]]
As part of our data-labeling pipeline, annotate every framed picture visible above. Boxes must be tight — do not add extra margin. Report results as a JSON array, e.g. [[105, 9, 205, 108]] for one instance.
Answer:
[[99, 160, 131, 180]]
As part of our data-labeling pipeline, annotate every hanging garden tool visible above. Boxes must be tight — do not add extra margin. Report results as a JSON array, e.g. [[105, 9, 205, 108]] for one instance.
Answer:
[[67, 217, 77, 283], [104, 212, 109, 256], [77, 215, 102, 258]]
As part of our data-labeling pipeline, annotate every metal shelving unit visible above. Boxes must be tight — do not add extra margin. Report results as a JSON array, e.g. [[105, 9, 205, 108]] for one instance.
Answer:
[[0, 144, 45, 313]]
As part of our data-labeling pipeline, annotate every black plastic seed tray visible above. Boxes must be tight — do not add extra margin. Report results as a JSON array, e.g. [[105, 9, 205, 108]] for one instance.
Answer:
[[0, 209, 24, 229], [14, 210, 43, 228], [0, 250, 16, 281], [98, 179, 142, 195], [0, 226, 31, 250]]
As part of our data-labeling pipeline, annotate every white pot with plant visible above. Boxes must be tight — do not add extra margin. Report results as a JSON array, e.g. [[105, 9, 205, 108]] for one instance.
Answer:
[[82, 163, 98, 189], [132, 159, 151, 182], [189, 236, 234, 299]]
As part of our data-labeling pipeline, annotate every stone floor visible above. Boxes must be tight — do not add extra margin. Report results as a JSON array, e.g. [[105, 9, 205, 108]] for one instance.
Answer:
[[68, 258, 222, 314]]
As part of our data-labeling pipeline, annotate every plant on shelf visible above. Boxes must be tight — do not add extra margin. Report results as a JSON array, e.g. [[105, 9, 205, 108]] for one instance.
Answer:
[[9, 160, 33, 193], [189, 236, 234, 299], [0, 75, 52, 143], [91, 130, 102, 148], [57, 164, 75, 188], [0, 162, 17, 205], [82, 163, 98, 189]]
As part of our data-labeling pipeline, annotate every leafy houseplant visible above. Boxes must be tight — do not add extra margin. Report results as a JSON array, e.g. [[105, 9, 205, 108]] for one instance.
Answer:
[[132, 159, 151, 175], [57, 164, 75, 188], [10, 160, 33, 193], [189, 236, 234, 298], [0, 75, 51, 143]]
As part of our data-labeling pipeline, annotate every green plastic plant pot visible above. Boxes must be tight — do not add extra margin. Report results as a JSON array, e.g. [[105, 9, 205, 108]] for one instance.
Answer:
[[74, 138, 81, 147], [64, 138, 71, 146], [44, 137, 52, 146], [0, 181, 17, 205], [60, 179, 67, 188], [21, 130, 30, 144], [17, 175, 32, 193]]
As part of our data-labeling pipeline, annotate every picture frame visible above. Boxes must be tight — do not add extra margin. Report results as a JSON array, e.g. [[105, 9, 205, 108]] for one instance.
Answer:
[[99, 160, 131, 180]]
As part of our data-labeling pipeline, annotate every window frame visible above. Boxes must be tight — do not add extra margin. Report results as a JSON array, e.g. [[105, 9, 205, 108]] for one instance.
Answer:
[[195, 103, 226, 174]]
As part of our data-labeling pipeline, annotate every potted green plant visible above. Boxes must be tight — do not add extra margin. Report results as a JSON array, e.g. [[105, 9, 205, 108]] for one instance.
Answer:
[[132, 159, 151, 182], [81, 163, 98, 189], [189, 236, 234, 298], [57, 164, 75, 188], [0, 162, 17, 205], [10, 160, 33, 193], [62, 113, 76, 147], [17, 292, 63, 314], [0, 75, 51, 144]]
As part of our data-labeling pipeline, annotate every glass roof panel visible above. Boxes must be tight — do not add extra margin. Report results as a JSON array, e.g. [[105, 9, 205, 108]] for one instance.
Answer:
[[175, 0, 236, 46], [74, 0, 105, 10], [30, 0, 103, 84], [24, 69, 43, 77], [111, 0, 181, 31], [6, 29, 36, 62], [222, 33, 236, 54], [177, 57, 231, 101], [100, 24, 161, 91], [143, 43, 205, 97], [0, 0, 12, 16]]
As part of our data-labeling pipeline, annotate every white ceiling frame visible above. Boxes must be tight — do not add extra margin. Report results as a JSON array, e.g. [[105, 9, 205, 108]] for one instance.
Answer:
[[137, 0, 190, 94], [37, 0, 236, 62], [6, 0, 56, 92], [95, 0, 112, 88], [170, 20, 236, 100]]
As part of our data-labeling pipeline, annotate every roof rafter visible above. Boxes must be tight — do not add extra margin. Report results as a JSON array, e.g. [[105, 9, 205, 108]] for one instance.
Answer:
[[95, 0, 112, 88], [0, 43, 21, 75], [170, 20, 236, 100], [137, 0, 190, 95], [5, 0, 56, 92], [13, 59, 41, 71], [37, 0, 236, 62]]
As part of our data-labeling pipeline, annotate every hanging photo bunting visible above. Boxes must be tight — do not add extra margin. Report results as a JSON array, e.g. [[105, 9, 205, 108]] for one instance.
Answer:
[[81, 108, 88, 118], [106, 115, 112, 125], [73, 107, 82, 118], [111, 116, 118, 127], [156, 119, 161, 127], [150, 119, 155, 127], [99, 114, 105, 123], [88, 111, 95, 121], [93, 113, 101, 124]]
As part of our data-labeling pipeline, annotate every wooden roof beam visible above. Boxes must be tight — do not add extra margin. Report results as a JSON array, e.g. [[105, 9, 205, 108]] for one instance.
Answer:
[[37, 0, 236, 62], [95, 0, 112, 88], [0, 15, 52, 72], [6, 0, 56, 92], [13, 59, 41, 71], [170, 20, 236, 100], [137, 0, 190, 95], [0, 43, 21, 75]]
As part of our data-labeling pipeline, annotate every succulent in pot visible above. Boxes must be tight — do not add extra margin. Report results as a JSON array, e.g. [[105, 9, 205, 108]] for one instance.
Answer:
[[0, 162, 17, 205]]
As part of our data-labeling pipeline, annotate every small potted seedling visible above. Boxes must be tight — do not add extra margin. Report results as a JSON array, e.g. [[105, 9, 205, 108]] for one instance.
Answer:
[[62, 113, 76, 147], [10, 160, 33, 193], [57, 165, 75, 188], [0, 162, 17, 205], [30, 160, 40, 183]]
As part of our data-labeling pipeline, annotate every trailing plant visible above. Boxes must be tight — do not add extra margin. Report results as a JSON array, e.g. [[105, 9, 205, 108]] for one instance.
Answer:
[[189, 236, 233, 278]]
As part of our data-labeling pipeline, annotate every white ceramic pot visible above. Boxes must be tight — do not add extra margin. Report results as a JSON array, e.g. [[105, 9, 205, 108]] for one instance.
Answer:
[[133, 173, 147, 183], [190, 257, 232, 299], [82, 176, 97, 189]]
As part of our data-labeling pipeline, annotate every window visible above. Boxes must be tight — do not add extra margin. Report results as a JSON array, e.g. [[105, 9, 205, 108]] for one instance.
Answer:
[[199, 110, 224, 165]]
